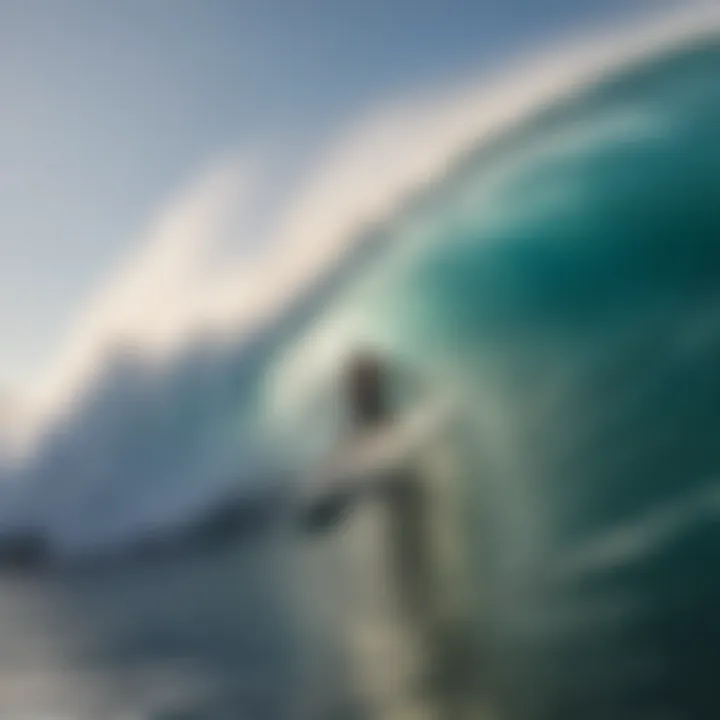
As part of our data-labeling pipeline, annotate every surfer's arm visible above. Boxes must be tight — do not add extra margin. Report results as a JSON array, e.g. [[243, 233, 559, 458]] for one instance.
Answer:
[[297, 442, 367, 533], [298, 484, 356, 533]]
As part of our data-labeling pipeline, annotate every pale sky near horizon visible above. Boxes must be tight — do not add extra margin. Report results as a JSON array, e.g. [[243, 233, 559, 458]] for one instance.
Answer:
[[0, 0, 682, 398]]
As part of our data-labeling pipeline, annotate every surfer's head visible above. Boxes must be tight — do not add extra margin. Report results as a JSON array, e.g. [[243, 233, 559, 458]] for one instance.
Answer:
[[344, 347, 389, 427]]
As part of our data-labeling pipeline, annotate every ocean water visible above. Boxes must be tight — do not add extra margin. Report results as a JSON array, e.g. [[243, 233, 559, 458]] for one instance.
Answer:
[[1, 29, 720, 720], [0, 538, 295, 719]]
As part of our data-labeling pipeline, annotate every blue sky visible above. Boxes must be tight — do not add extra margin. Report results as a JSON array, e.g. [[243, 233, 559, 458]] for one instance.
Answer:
[[0, 0, 682, 396]]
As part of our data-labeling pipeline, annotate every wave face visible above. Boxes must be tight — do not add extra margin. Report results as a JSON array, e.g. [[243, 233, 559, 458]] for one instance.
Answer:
[[267, 38, 720, 718]]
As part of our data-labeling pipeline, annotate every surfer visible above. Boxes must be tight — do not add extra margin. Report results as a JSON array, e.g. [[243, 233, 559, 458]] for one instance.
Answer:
[[300, 348, 474, 718], [301, 349, 431, 607]]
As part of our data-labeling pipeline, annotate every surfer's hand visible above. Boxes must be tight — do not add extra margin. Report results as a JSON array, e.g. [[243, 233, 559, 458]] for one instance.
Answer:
[[298, 488, 354, 534]]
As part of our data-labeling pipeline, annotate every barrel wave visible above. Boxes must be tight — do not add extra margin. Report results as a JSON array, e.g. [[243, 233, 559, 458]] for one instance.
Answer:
[[268, 36, 720, 718], [1, 25, 719, 720]]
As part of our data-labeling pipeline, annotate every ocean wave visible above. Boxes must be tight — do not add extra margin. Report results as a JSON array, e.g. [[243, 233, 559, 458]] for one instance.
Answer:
[[1, 11, 719, 564]]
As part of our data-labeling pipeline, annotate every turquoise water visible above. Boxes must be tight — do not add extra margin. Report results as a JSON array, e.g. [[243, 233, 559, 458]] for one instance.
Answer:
[[266, 37, 720, 718]]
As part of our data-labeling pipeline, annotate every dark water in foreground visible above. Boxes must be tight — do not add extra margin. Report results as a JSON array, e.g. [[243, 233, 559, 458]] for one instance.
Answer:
[[0, 538, 299, 719], [0, 527, 474, 720]]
